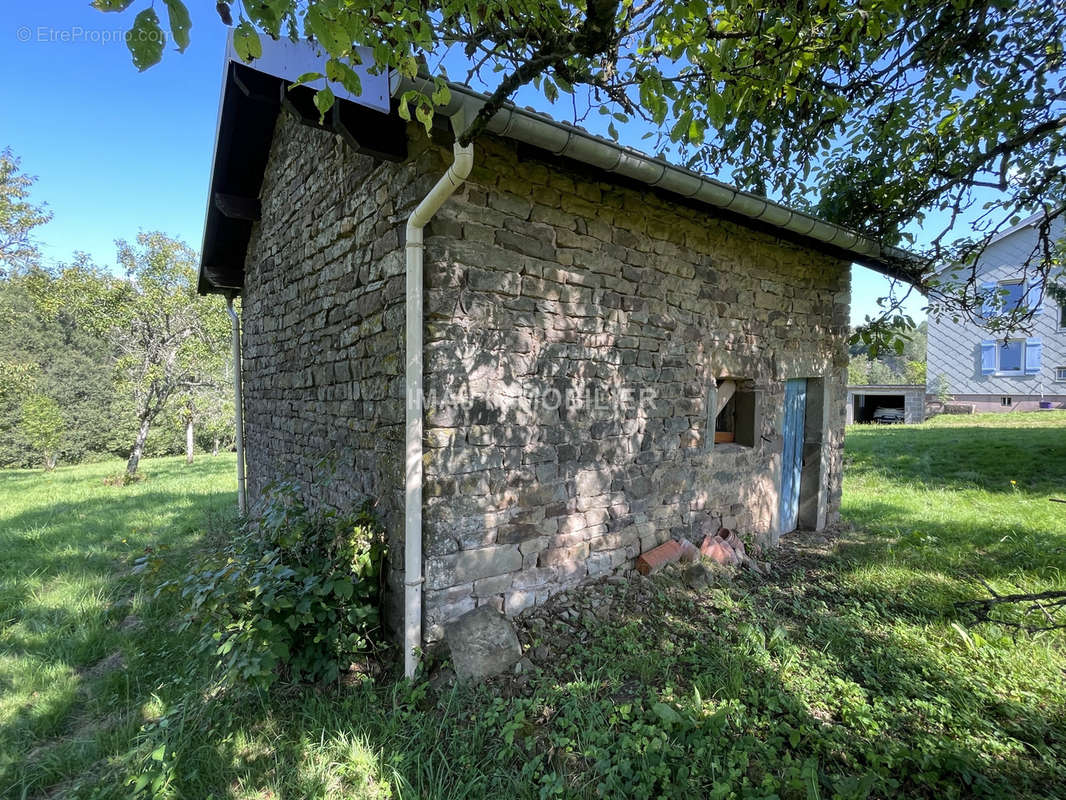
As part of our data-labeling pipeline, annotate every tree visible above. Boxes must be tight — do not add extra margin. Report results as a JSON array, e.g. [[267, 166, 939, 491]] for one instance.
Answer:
[[195, 385, 236, 457], [0, 274, 127, 468], [0, 361, 36, 405], [846, 357, 870, 386], [32, 234, 229, 477], [20, 394, 64, 470], [0, 148, 51, 277], [94, 1, 1066, 350], [904, 360, 926, 387]]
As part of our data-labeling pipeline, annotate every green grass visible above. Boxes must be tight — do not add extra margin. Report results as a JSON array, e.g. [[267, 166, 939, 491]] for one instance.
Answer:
[[0, 456, 239, 797], [1, 414, 1065, 799]]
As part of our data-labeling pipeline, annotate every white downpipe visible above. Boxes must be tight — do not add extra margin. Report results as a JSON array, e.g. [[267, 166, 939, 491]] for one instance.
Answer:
[[404, 139, 474, 679], [226, 297, 247, 515]]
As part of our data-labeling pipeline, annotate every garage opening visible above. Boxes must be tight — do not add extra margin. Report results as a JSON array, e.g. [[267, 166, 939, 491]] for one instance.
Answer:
[[852, 393, 905, 424]]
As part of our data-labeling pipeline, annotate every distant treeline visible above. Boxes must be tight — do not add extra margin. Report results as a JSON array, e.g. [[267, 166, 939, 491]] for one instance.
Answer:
[[0, 272, 234, 469], [847, 320, 927, 386]]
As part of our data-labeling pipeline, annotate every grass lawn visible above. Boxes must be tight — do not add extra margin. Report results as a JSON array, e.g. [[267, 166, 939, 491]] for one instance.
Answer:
[[1, 413, 1065, 799]]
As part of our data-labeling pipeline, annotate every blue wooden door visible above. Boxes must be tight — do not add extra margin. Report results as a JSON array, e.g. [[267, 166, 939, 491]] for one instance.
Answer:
[[779, 379, 807, 533]]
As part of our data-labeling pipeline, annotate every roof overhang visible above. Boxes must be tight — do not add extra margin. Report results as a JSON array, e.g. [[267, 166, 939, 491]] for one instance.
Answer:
[[197, 40, 406, 295], [198, 40, 919, 295]]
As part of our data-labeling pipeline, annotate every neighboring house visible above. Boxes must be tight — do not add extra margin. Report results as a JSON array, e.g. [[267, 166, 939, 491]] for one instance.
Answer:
[[927, 215, 1066, 412], [197, 40, 907, 654]]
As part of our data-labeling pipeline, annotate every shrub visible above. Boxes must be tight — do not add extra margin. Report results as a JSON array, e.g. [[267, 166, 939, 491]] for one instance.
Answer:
[[170, 482, 387, 687]]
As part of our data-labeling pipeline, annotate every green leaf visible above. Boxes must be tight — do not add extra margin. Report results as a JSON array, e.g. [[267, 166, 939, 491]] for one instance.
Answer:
[[313, 87, 335, 123], [163, 0, 191, 53], [126, 8, 165, 71], [233, 20, 262, 63], [651, 702, 682, 726], [415, 101, 433, 133], [290, 72, 325, 89], [325, 59, 362, 97], [398, 56, 419, 79], [706, 91, 726, 126], [91, 0, 134, 10], [332, 579, 353, 599], [305, 6, 351, 55], [431, 81, 451, 107], [244, 0, 284, 34]]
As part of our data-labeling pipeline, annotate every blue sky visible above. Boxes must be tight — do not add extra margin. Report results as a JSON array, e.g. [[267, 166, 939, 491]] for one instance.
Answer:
[[0, 2, 924, 325]]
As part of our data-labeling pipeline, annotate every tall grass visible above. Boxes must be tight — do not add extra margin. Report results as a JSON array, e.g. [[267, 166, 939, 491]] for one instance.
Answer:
[[1, 414, 1064, 798]]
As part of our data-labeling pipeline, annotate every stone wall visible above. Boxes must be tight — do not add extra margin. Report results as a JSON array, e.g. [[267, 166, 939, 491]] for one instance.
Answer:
[[241, 115, 452, 624], [416, 135, 851, 640], [240, 116, 850, 644]]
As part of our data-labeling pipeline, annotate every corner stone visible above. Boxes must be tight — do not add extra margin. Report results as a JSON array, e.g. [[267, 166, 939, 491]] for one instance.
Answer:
[[444, 605, 523, 681]]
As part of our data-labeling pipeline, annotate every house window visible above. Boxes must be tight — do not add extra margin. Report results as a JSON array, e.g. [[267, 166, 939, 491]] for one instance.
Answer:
[[1059, 304, 1066, 330], [980, 337, 1042, 377], [999, 280, 1026, 311], [1055, 366, 1066, 382], [1001, 396, 1012, 407], [982, 278, 1041, 318], [711, 378, 758, 448], [999, 339, 1024, 374]]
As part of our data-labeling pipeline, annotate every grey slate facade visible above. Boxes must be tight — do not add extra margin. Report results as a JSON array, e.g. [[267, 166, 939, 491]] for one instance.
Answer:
[[240, 115, 852, 640], [926, 218, 1066, 411]]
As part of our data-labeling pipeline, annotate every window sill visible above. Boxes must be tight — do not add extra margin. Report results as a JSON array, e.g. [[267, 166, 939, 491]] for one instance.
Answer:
[[712, 442, 754, 454], [993, 371, 1025, 377]]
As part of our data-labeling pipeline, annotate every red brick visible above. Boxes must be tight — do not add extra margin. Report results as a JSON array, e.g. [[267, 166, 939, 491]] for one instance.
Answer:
[[636, 540, 682, 575], [719, 529, 746, 558], [700, 535, 739, 566]]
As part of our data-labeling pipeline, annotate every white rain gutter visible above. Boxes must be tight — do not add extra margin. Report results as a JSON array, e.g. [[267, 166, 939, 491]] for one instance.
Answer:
[[392, 76, 915, 279], [404, 128, 474, 679], [225, 297, 247, 515]]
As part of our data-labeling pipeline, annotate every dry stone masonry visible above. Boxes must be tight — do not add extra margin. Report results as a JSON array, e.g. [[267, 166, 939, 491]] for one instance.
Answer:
[[241, 115, 850, 644]]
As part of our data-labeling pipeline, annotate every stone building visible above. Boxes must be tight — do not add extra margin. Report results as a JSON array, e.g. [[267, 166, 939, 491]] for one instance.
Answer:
[[198, 45, 908, 658]]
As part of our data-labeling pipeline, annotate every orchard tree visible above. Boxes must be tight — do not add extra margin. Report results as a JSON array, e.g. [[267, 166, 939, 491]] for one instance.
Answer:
[[0, 361, 36, 404], [32, 234, 229, 476], [93, 0, 1066, 351], [20, 394, 64, 470], [190, 361, 236, 458], [0, 148, 51, 277]]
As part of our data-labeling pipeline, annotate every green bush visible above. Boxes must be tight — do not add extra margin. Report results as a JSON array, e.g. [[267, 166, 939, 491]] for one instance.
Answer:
[[169, 483, 387, 687]]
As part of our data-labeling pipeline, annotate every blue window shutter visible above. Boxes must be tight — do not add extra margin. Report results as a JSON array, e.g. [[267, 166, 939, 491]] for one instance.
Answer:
[[980, 281, 996, 317], [1028, 278, 1044, 314], [980, 340, 996, 374], [1025, 338, 1042, 374]]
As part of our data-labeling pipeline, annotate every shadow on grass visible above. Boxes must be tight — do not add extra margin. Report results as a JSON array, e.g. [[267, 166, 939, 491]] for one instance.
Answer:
[[0, 463, 240, 799], [844, 425, 1066, 495], [838, 501, 1066, 592], [5, 433, 1066, 799]]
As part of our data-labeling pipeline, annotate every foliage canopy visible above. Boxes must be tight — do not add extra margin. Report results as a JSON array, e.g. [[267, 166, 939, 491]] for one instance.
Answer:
[[27, 233, 229, 475], [94, 0, 1066, 349], [0, 149, 51, 278]]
